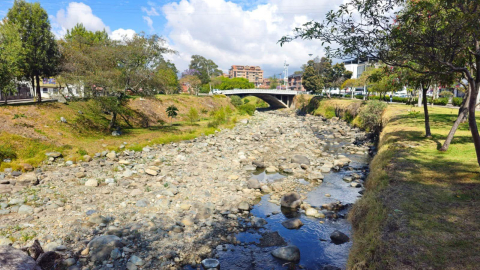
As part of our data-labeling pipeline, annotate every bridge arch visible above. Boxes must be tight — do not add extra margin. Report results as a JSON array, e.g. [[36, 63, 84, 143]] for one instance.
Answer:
[[221, 89, 298, 109]]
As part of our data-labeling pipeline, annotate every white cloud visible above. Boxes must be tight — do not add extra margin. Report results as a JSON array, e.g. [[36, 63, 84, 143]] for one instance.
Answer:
[[143, 16, 154, 32], [111, 28, 136, 41], [141, 6, 159, 16], [161, 0, 345, 76], [50, 2, 111, 37]]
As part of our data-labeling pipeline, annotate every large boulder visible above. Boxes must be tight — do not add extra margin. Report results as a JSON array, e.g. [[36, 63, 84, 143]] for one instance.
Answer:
[[87, 235, 123, 262], [330, 230, 350, 244], [16, 173, 39, 187], [280, 192, 302, 209], [247, 178, 261, 189], [0, 245, 41, 270], [271, 245, 300, 262], [281, 218, 303, 229], [291, 155, 310, 165]]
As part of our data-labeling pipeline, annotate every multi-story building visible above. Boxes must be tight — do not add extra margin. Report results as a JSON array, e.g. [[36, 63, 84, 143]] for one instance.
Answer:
[[229, 65, 264, 87], [288, 73, 305, 91], [344, 58, 378, 79]]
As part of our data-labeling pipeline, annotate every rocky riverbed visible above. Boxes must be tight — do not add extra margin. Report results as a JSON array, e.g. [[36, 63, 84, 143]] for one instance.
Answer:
[[0, 110, 371, 270]]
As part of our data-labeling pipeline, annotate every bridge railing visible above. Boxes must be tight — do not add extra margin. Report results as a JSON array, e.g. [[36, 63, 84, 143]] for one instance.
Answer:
[[218, 89, 299, 95]]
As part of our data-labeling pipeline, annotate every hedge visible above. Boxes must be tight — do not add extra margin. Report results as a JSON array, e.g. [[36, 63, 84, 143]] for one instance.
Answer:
[[452, 97, 463, 107]]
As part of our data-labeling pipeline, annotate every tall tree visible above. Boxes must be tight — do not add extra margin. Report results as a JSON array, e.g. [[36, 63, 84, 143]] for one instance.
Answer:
[[302, 64, 323, 93], [180, 75, 202, 95], [280, 0, 480, 166], [0, 20, 23, 104], [7, 0, 60, 103], [188, 55, 222, 85]]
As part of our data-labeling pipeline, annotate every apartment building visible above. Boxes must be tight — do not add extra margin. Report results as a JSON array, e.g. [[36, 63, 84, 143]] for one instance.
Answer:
[[344, 58, 379, 79], [288, 73, 305, 91], [229, 65, 264, 87]]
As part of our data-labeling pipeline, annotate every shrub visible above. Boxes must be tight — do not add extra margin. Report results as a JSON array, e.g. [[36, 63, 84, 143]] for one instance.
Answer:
[[452, 97, 463, 107], [230, 95, 243, 107], [243, 98, 250, 104], [186, 108, 199, 123], [213, 108, 227, 123], [358, 100, 388, 132], [0, 143, 17, 161], [355, 95, 363, 99], [433, 98, 448, 106], [238, 103, 256, 116], [439, 91, 453, 98], [207, 120, 220, 128]]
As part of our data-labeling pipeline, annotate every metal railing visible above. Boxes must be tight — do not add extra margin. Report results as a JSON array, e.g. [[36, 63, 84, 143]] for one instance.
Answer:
[[219, 89, 299, 95]]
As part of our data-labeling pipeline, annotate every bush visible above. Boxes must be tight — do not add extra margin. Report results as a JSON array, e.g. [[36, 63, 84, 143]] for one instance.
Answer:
[[0, 143, 17, 161], [355, 95, 363, 99], [392, 96, 408, 103], [452, 97, 463, 107], [243, 98, 250, 104], [433, 98, 448, 106], [238, 103, 256, 116], [186, 108, 199, 123], [230, 95, 243, 107], [439, 91, 453, 98], [358, 100, 388, 132]]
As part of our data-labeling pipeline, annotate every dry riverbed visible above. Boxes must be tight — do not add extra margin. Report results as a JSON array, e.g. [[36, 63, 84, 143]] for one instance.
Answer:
[[0, 110, 371, 270]]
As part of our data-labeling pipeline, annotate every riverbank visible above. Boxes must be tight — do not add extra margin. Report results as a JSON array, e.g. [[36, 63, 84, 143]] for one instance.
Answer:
[[0, 95, 237, 172], [346, 104, 480, 269]]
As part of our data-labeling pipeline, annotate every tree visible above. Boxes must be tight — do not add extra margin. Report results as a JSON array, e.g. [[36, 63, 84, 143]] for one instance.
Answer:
[[302, 65, 323, 93], [166, 105, 178, 123], [59, 26, 175, 130], [154, 66, 179, 95], [280, 0, 480, 166], [187, 107, 199, 123], [188, 55, 222, 85], [230, 95, 243, 107], [270, 75, 279, 89], [0, 20, 22, 104], [7, 0, 60, 103], [180, 75, 202, 95], [217, 77, 254, 90]]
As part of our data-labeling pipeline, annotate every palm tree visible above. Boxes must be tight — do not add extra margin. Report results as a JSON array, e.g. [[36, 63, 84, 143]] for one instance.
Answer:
[[166, 105, 178, 124]]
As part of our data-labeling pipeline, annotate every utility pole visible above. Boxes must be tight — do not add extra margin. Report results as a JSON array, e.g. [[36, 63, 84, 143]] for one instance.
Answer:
[[283, 60, 289, 90]]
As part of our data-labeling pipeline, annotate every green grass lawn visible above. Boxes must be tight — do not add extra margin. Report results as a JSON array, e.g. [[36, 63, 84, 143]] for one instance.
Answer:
[[348, 104, 480, 269]]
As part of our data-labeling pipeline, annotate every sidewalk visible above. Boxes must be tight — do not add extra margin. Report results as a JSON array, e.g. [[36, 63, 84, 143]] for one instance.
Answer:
[[0, 98, 58, 106]]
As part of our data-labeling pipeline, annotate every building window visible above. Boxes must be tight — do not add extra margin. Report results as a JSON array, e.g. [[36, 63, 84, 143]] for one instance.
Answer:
[[43, 88, 48, 93]]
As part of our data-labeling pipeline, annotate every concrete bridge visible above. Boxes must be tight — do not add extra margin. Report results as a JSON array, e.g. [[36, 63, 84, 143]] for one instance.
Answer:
[[219, 89, 299, 108]]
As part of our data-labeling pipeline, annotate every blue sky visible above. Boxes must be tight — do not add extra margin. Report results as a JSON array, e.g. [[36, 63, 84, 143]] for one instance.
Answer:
[[0, 0, 342, 77]]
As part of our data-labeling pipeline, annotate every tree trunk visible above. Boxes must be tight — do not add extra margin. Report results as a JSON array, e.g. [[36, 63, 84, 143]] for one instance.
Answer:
[[35, 75, 42, 103], [109, 112, 117, 130], [423, 87, 432, 137], [418, 89, 422, 107], [440, 91, 470, 151], [31, 76, 35, 99]]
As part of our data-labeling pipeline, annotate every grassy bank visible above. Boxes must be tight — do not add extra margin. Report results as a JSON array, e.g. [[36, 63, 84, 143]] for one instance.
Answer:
[[0, 95, 241, 171], [347, 104, 480, 269]]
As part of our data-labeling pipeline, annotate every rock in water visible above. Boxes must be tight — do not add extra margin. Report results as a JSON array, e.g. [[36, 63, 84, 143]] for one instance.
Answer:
[[87, 235, 123, 262], [237, 201, 250, 211], [0, 245, 41, 270], [202, 258, 220, 269], [305, 208, 318, 217], [291, 155, 310, 165], [281, 218, 303, 229], [271, 245, 300, 262], [330, 230, 350, 244], [247, 178, 261, 189], [280, 192, 302, 209]]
